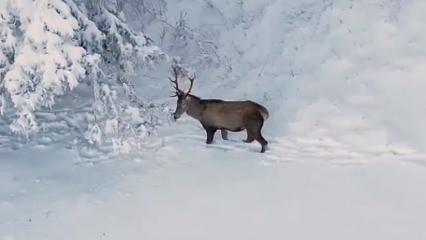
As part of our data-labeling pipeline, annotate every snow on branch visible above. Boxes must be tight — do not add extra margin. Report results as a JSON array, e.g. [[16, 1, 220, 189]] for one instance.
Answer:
[[0, 0, 165, 153]]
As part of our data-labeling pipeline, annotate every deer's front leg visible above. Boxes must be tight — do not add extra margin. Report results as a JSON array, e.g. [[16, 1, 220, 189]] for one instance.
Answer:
[[205, 127, 217, 144], [221, 129, 228, 140]]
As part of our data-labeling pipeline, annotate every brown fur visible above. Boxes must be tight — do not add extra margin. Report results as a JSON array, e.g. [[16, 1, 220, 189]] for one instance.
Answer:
[[174, 94, 269, 153]]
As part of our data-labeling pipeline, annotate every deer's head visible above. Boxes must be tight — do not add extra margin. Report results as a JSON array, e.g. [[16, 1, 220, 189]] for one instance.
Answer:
[[169, 66, 196, 120]]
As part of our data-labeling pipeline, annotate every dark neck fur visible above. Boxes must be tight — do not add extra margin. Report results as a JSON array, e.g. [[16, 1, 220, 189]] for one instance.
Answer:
[[186, 94, 205, 120]]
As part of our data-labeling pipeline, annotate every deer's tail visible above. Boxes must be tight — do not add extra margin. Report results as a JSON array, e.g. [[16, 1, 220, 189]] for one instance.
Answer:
[[253, 102, 269, 120]]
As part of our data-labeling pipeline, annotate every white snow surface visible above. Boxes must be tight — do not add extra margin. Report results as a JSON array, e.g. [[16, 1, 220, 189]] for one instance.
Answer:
[[2, 0, 426, 239], [1, 121, 426, 239]]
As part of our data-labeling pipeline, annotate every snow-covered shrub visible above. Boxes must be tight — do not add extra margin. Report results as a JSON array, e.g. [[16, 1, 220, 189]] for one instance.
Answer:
[[122, 0, 222, 71], [0, 0, 165, 153]]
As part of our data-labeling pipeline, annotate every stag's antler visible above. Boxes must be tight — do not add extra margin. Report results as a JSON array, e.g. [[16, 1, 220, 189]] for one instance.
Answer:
[[169, 66, 196, 97], [169, 66, 182, 97], [185, 73, 196, 96]]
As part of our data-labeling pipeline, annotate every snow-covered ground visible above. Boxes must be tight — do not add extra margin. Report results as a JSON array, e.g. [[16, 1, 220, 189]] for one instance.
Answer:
[[2, 120, 426, 239], [2, 0, 426, 239]]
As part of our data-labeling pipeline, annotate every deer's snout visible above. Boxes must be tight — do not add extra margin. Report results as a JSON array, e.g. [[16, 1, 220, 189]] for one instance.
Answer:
[[172, 112, 181, 121]]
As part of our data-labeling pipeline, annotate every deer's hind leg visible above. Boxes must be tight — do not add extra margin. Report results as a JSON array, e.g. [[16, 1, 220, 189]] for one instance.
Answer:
[[256, 131, 268, 153], [244, 129, 255, 143], [243, 113, 268, 153]]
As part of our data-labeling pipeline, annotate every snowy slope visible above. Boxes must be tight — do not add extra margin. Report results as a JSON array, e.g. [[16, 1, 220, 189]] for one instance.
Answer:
[[137, 0, 426, 154], [2, 121, 426, 240], [2, 0, 426, 239]]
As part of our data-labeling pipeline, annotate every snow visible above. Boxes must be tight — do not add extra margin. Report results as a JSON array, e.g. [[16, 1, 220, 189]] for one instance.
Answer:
[[1, 122, 426, 239], [174, 0, 426, 153], [1, 0, 92, 134], [2, 0, 426, 239]]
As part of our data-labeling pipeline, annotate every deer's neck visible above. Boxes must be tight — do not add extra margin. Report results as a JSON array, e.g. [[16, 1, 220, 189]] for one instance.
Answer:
[[186, 95, 205, 120]]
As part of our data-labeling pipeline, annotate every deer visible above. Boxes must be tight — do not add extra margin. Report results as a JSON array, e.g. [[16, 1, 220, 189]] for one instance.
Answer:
[[170, 66, 269, 153]]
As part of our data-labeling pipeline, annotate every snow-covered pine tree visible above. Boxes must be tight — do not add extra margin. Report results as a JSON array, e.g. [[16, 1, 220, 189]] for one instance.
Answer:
[[0, 0, 165, 153]]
